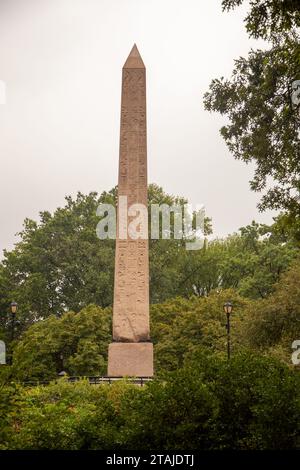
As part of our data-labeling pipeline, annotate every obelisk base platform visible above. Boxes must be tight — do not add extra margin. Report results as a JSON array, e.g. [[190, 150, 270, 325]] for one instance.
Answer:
[[107, 342, 153, 377]]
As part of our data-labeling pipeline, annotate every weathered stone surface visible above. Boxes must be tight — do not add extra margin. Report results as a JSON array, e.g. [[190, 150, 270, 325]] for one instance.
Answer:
[[108, 45, 153, 377], [107, 342, 153, 377], [113, 44, 150, 343]]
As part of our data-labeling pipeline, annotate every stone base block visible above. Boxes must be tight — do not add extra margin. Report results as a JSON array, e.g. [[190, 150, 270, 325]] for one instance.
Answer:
[[107, 342, 153, 377]]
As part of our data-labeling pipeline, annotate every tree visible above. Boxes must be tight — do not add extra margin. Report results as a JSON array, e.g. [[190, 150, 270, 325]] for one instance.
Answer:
[[0, 191, 115, 328], [119, 367, 217, 450], [8, 288, 249, 381], [176, 221, 297, 300], [0, 368, 23, 449], [204, 1, 300, 217], [11, 305, 111, 381], [183, 351, 300, 449], [222, 0, 300, 39], [10, 379, 123, 450], [0, 186, 296, 348], [0, 185, 205, 331], [241, 257, 300, 361], [151, 289, 252, 373]]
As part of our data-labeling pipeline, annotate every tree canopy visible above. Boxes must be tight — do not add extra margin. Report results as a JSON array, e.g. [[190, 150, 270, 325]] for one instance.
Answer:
[[222, 0, 300, 39], [205, 0, 300, 222], [0, 187, 297, 349]]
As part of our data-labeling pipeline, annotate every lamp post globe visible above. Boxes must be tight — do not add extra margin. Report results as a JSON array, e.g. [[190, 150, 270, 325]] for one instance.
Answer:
[[10, 301, 18, 315], [223, 302, 233, 315]]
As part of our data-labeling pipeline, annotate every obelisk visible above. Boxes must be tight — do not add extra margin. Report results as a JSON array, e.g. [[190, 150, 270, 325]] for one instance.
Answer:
[[107, 45, 153, 377]]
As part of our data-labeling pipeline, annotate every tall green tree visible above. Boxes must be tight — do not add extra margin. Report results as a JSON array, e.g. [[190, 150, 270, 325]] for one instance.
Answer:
[[241, 257, 300, 360], [0, 185, 201, 330], [11, 304, 111, 381], [177, 221, 297, 300], [204, 1, 300, 217]]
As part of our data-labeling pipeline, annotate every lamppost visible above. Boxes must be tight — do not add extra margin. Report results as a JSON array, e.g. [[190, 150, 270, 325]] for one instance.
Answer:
[[9, 301, 18, 365], [10, 301, 18, 342], [223, 302, 233, 360]]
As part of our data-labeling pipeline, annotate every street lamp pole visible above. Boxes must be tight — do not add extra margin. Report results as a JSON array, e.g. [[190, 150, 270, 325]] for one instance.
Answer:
[[10, 302, 18, 341], [223, 302, 233, 360]]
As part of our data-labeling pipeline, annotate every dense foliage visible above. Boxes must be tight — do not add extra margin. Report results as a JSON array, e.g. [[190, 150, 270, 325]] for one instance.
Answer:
[[0, 187, 297, 350], [0, 185, 205, 328], [1, 352, 299, 450], [4, 257, 299, 383], [0, 203, 299, 450], [222, 0, 300, 39]]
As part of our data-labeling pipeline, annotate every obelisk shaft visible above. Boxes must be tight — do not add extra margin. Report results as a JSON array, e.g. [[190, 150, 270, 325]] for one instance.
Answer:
[[113, 45, 149, 342], [107, 45, 153, 377]]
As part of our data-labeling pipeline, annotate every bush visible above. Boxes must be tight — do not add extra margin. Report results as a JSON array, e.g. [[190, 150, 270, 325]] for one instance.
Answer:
[[4, 352, 300, 450]]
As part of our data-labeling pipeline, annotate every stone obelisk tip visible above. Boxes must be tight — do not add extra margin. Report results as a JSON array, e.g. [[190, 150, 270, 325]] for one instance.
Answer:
[[123, 44, 145, 69]]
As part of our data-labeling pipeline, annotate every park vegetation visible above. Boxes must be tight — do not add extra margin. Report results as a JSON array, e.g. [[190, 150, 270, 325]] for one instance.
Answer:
[[1, 0, 300, 450], [0, 184, 299, 450]]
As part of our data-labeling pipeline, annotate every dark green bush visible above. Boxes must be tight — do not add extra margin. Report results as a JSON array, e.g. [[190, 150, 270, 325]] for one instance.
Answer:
[[3, 352, 299, 450]]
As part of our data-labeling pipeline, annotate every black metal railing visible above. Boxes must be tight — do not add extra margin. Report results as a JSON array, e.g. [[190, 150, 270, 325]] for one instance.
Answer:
[[21, 376, 153, 387]]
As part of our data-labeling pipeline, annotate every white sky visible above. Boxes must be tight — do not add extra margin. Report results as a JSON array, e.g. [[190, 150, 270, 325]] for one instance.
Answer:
[[0, 0, 277, 255]]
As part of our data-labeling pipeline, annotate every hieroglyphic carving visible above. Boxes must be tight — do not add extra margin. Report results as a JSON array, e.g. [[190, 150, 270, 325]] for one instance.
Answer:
[[112, 45, 150, 343]]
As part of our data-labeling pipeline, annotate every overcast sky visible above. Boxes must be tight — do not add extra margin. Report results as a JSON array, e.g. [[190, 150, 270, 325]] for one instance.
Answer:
[[0, 0, 276, 255]]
